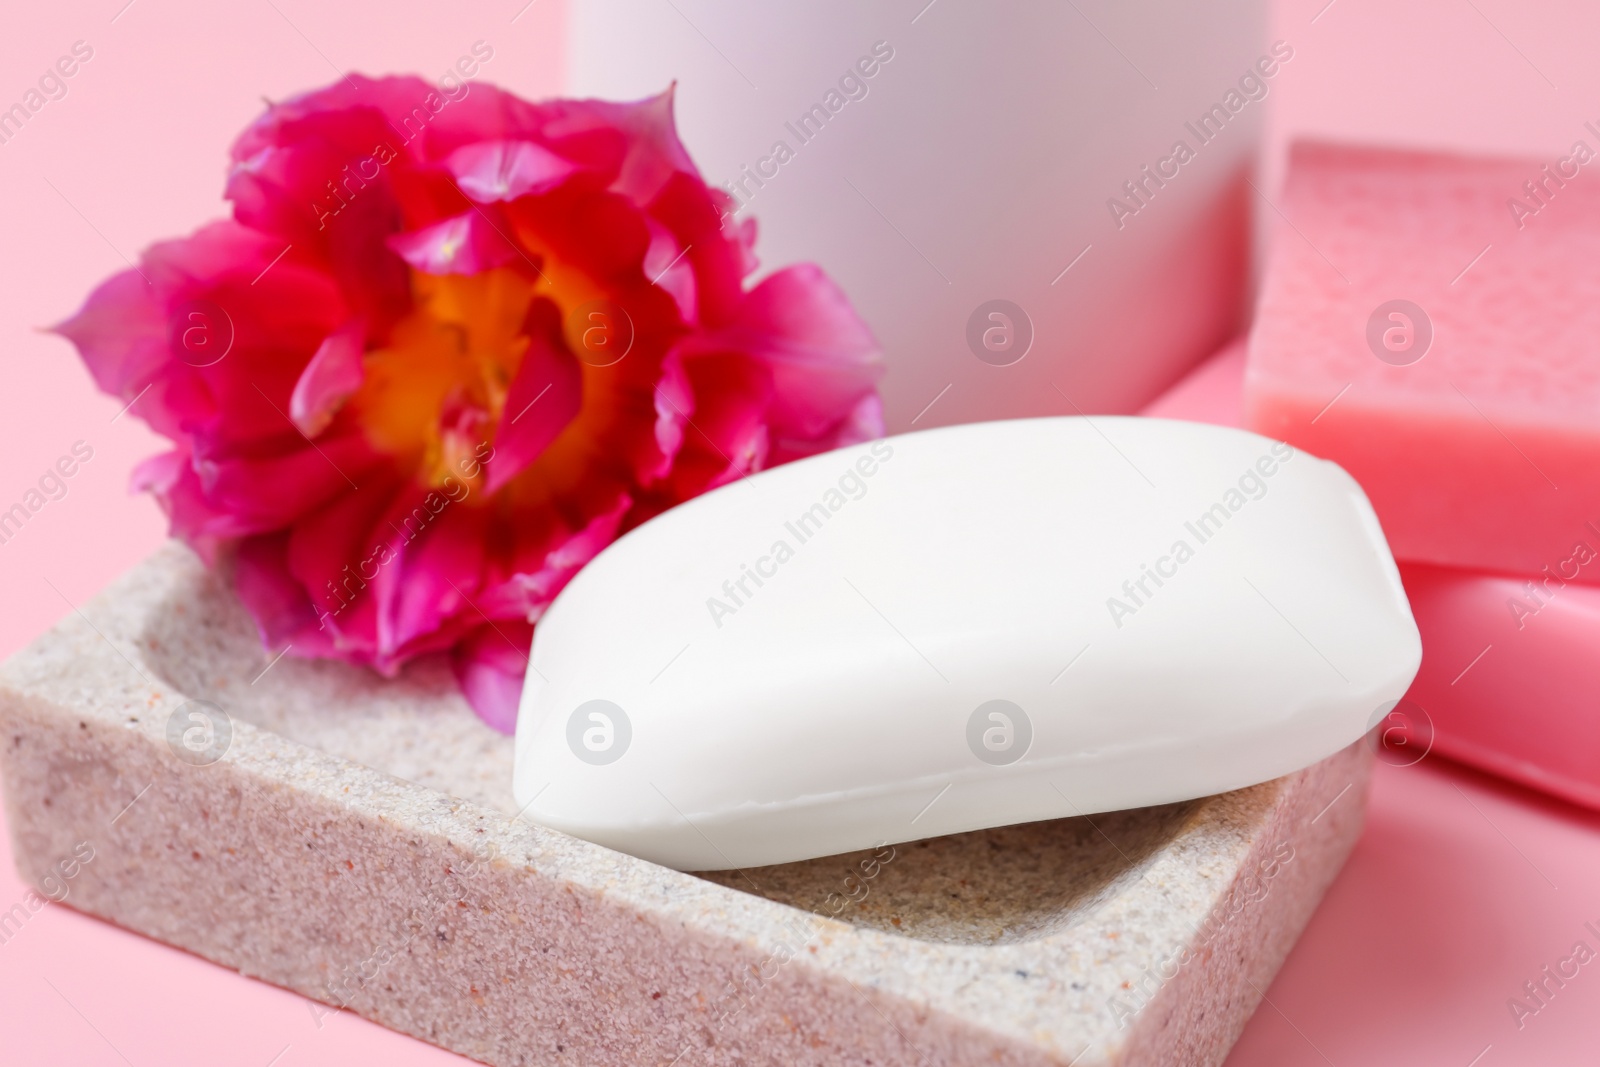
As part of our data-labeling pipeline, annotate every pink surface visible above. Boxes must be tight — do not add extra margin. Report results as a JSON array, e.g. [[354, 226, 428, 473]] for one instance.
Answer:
[[1244, 141, 1600, 581], [7, 0, 1600, 1063], [1227, 758, 1600, 1066], [1140, 336, 1247, 429]]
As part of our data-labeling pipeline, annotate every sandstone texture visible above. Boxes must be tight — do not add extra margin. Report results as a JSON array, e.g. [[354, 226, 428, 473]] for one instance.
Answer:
[[0, 543, 1370, 1065]]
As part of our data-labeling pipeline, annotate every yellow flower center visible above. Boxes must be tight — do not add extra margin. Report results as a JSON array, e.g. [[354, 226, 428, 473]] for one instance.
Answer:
[[351, 269, 535, 489]]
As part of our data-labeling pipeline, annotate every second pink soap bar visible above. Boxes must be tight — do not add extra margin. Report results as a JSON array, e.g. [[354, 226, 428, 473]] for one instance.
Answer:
[[1398, 562, 1600, 810], [1243, 142, 1600, 582]]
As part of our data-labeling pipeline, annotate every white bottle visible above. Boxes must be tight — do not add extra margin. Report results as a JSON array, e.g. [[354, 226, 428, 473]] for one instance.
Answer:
[[513, 418, 1420, 870], [565, 0, 1268, 429]]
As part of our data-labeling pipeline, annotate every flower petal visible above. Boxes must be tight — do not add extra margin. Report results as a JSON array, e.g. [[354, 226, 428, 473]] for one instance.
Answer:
[[51, 221, 347, 445], [387, 212, 520, 275], [770, 391, 886, 466], [447, 140, 581, 202], [194, 431, 379, 531], [234, 532, 322, 648], [284, 468, 407, 637], [451, 621, 534, 734], [376, 498, 490, 660], [696, 264, 884, 442], [478, 493, 632, 621], [131, 450, 254, 559], [648, 351, 694, 483], [655, 352, 773, 497], [538, 86, 698, 206], [290, 318, 366, 437], [644, 219, 697, 323], [50, 269, 168, 398], [831, 391, 887, 447], [486, 332, 582, 494]]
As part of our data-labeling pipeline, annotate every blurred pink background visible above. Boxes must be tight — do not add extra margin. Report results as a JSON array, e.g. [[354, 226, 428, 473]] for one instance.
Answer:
[[3, 0, 1600, 1063]]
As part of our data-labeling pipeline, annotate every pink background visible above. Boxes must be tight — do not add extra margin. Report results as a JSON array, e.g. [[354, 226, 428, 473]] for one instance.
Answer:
[[3, 0, 1600, 1062]]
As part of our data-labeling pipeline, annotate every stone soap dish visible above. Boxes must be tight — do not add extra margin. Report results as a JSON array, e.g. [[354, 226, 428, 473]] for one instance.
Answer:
[[0, 543, 1370, 1066]]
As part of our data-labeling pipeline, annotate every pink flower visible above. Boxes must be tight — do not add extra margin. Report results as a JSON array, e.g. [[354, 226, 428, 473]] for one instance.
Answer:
[[55, 75, 883, 732]]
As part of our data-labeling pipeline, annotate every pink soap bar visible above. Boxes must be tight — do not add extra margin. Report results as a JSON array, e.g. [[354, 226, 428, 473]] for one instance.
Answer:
[[1398, 562, 1600, 810], [1243, 142, 1600, 582], [1150, 340, 1600, 811]]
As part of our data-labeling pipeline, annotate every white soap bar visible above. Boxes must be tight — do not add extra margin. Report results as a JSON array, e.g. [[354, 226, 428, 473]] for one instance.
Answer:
[[513, 417, 1421, 870]]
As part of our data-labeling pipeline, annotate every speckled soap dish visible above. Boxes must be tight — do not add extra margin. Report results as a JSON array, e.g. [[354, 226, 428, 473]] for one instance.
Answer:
[[0, 543, 1370, 1067]]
